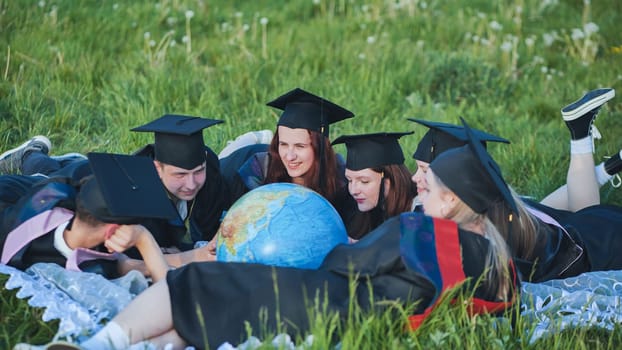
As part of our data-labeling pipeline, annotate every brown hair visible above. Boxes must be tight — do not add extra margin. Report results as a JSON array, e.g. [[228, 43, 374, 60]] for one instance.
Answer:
[[348, 164, 416, 239], [265, 127, 343, 203], [74, 176, 105, 228]]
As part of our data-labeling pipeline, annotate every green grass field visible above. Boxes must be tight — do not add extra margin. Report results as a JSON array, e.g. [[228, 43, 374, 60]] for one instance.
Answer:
[[1, 0, 622, 348]]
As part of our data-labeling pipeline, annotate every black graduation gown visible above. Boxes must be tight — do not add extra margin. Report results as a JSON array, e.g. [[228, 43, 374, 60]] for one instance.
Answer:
[[519, 199, 622, 282], [0, 175, 118, 278], [134, 144, 231, 249], [167, 215, 504, 349]]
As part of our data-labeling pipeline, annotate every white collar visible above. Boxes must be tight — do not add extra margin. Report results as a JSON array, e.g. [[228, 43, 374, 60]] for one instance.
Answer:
[[53, 220, 73, 259], [177, 200, 188, 220]]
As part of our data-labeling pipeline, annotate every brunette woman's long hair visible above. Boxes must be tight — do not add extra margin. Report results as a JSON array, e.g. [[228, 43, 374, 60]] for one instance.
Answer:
[[348, 164, 416, 239], [265, 128, 343, 203]]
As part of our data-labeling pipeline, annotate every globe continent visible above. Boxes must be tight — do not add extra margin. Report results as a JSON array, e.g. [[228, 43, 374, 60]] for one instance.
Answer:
[[216, 182, 348, 269]]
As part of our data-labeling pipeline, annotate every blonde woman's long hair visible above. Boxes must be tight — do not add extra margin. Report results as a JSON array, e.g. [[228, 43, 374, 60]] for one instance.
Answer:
[[434, 174, 513, 301]]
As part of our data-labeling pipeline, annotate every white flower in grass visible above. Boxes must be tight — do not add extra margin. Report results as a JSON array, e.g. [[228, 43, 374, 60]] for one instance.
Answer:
[[583, 0, 590, 4], [113, 3, 119, 10], [416, 40, 425, 49], [313, 0, 321, 4], [243, 24, 250, 31], [464, 32, 472, 40], [185, 10, 195, 19], [144, 32, 151, 40], [584, 22, 599, 36], [480, 38, 490, 46], [489, 20, 502, 31], [477, 12, 486, 19], [533, 56, 544, 64], [358, 53, 366, 60], [617, 75, 622, 80], [170, 40, 177, 47], [472, 35, 480, 43], [131, 21, 137, 28], [525, 36, 535, 47], [541, 66, 548, 73], [366, 36, 376, 44], [235, 12, 243, 18], [167, 17, 177, 26], [420, 2, 428, 9], [260, 17, 268, 25], [221, 22, 230, 31], [361, 5, 369, 12], [149, 40, 156, 47], [543, 33, 555, 46], [182, 35, 190, 43], [500, 41, 512, 52], [38, 1, 45, 7], [571, 28, 584, 41]]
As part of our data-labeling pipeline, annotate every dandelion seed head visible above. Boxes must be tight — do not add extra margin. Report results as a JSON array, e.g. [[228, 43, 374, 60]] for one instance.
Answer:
[[533, 55, 545, 64], [149, 40, 156, 47], [358, 53, 366, 60], [243, 24, 250, 31], [525, 36, 535, 47], [541, 66, 548, 73], [144, 32, 151, 40], [420, 2, 428, 9], [260, 17, 269, 25], [182, 35, 190, 43], [38, 0, 45, 7], [185, 10, 195, 19], [235, 12, 243, 18], [500, 41, 512, 52], [583, 22, 599, 36], [571, 28, 585, 41], [546, 74, 552, 81], [543, 33, 555, 46], [113, 3, 119, 10], [477, 12, 486, 19], [367, 36, 376, 44], [167, 17, 177, 26], [416, 40, 425, 49], [489, 20, 502, 31], [361, 5, 369, 12], [313, 0, 321, 4], [583, 0, 590, 4], [170, 40, 177, 47], [480, 38, 490, 46], [221, 22, 230, 32], [515, 5, 523, 14]]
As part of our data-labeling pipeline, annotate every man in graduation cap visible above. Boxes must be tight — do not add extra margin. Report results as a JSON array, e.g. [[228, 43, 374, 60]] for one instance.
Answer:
[[0, 153, 178, 280], [131, 114, 231, 252], [332, 132, 416, 238], [408, 118, 510, 210]]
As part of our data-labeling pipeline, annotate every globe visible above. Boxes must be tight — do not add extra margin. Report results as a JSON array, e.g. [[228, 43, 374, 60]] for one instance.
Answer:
[[216, 182, 348, 269]]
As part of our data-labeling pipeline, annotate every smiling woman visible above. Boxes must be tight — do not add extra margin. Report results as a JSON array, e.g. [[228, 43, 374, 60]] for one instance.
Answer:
[[220, 87, 358, 230]]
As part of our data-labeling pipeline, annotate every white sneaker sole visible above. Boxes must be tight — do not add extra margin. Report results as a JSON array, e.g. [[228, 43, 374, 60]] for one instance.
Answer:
[[561, 89, 615, 121], [0, 135, 52, 160]]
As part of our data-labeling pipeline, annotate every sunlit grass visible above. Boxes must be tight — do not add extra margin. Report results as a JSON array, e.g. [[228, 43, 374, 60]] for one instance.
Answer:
[[1, 0, 622, 348]]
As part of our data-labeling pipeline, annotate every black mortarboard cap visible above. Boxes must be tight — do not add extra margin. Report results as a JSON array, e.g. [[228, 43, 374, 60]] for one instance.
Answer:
[[332, 132, 413, 171], [131, 114, 223, 169], [267, 88, 354, 136], [429, 118, 518, 216], [79, 152, 178, 224], [408, 118, 509, 163]]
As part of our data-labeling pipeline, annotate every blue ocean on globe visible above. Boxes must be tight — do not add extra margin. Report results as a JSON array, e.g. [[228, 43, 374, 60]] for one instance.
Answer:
[[216, 182, 348, 269]]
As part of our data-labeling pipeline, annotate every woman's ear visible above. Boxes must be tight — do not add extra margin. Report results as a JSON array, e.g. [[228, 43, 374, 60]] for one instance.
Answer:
[[383, 177, 391, 197], [442, 191, 460, 212]]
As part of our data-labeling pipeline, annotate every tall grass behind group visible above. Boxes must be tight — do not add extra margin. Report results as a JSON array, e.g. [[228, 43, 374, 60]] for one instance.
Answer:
[[1, 0, 622, 348]]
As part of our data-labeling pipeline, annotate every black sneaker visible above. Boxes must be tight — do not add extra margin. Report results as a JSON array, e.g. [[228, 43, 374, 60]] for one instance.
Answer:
[[0, 135, 52, 174], [562, 88, 615, 140]]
